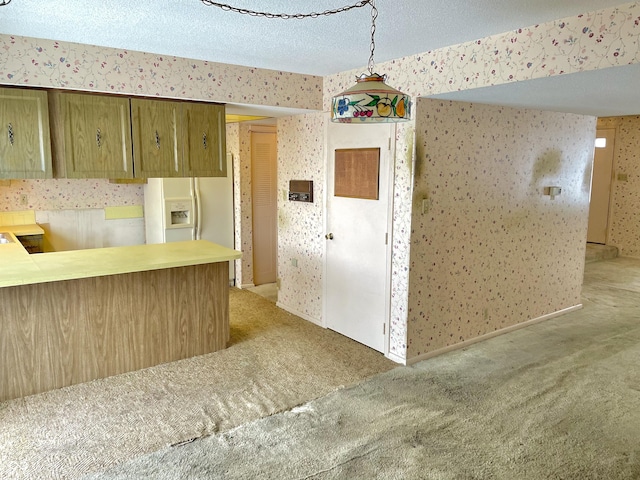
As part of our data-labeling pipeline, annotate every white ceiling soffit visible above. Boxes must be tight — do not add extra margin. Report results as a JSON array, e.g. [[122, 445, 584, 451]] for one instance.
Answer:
[[0, 0, 628, 76], [429, 64, 640, 118], [225, 103, 314, 123], [225, 103, 312, 118]]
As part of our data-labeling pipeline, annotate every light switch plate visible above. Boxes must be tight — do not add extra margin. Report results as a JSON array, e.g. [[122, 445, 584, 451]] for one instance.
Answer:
[[422, 198, 429, 214]]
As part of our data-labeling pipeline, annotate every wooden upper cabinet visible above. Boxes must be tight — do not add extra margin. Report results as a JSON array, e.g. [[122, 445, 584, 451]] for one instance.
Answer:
[[51, 92, 133, 179], [48, 91, 226, 179], [183, 103, 227, 177], [131, 98, 182, 178], [0, 87, 52, 179]]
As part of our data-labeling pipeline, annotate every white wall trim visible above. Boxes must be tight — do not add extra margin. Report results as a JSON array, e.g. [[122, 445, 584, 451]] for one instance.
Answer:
[[405, 304, 583, 366], [276, 301, 323, 327], [240, 283, 256, 289], [383, 126, 398, 358], [321, 113, 330, 330], [386, 351, 406, 365]]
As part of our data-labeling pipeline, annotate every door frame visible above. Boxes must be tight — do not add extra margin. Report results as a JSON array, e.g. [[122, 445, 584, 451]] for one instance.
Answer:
[[322, 114, 396, 357], [587, 127, 616, 245]]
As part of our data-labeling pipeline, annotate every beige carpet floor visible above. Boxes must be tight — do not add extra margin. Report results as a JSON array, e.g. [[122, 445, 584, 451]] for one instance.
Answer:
[[86, 257, 640, 479], [246, 282, 278, 303], [0, 288, 394, 479]]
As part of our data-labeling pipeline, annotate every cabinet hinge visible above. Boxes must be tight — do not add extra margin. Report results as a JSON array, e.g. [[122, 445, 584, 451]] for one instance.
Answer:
[[383, 323, 386, 335], [385, 233, 388, 245]]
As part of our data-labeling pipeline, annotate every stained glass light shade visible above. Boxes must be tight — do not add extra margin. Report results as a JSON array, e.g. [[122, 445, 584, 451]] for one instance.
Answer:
[[331, 73, 411, 123]]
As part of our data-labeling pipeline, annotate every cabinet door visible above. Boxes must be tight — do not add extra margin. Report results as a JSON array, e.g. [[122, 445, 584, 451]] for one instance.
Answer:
[[0, 88, 52, 179], [131, 98, 183, 178], [60, 93, 133, 178], [183, 103, 227, 177]]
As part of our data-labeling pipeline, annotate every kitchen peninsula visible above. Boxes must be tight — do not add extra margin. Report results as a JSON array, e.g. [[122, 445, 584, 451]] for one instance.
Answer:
[[0, 235, 241, 402]]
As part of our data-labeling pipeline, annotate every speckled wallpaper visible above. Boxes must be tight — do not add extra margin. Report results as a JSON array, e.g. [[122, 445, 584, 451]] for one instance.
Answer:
[[0, 179, 142, 211], [0, 34, 323, 109], [225, 122, 244, 285], [388, 122, 415, 359], [276, 113, 325, 324], [407, 98, 596, 360], [599, 115, 640, 257], [238, 124, 255, 286], [225, 122, 256, 287]]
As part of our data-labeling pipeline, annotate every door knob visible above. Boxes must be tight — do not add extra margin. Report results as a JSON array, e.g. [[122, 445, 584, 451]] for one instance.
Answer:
[[325, 233, 334, 240]]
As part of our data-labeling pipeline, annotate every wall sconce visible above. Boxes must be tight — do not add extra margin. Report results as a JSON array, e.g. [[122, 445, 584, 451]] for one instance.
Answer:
[[544, 186, 562, 200]]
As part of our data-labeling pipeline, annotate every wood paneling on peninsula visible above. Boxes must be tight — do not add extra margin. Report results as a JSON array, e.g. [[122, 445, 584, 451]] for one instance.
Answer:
[[1, 262, 229, 402]]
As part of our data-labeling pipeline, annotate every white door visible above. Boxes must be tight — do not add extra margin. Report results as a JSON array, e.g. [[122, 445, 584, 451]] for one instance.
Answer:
[[324, 120, 394, 353], [587, 128, 616, 244]]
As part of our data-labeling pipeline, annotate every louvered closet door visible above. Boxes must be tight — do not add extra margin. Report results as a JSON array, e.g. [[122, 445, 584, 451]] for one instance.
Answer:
[[251, 131, 277, 286]]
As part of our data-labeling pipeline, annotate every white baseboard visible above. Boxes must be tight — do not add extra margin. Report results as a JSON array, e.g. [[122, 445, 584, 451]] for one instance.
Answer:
[[406, 304, 583, 366], [240, 283, 255, 289], [276, 301, 323, 326], [386, 351, 407, 365]]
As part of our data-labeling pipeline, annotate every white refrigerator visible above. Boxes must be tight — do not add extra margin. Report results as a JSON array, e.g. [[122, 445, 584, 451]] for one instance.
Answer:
[[144, 153, 235, 284]]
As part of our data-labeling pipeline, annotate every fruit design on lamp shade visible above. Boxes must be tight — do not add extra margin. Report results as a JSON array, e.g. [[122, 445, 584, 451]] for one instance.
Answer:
[[330, 73, 411, 123], [396, 97, 406, 118], [376, 97, 393, 117], [332, 93, 411, 121]]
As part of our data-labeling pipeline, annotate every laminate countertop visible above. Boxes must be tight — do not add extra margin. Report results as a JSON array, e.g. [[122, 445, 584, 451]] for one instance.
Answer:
[[0, 223, 45, 236], [0, 234, 241, 288]]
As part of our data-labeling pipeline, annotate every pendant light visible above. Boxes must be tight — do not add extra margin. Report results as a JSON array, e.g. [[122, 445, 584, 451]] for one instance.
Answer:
[[331, 0, 411, 123]]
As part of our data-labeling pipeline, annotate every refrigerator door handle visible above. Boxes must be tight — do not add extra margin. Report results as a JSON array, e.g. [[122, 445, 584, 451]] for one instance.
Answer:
[[218, 109, 224, 174], [193, 177, 202, 240]]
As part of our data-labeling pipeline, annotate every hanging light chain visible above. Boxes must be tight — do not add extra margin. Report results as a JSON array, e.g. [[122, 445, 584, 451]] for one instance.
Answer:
[[368, 0, 377, 74], [200, 0, 372, 20]]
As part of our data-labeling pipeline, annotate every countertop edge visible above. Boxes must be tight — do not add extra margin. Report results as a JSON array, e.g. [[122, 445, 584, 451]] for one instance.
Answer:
[[0, 240, 242, 289], [0, 224, 45, 236]]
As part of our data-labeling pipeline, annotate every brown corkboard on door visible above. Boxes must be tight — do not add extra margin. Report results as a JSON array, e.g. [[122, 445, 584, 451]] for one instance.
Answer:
[[334, 148, 380, 200]]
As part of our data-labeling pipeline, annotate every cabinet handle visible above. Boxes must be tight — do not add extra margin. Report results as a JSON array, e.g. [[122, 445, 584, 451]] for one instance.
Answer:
[[155, 130, 160, 149], [7, 123, 14, 146], [96, 128, 102, 148], [202, 132, 208, 149]]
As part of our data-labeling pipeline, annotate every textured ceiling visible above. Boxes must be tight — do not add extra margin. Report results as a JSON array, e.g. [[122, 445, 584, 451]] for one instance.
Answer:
[[0, 0, 635, 117]]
